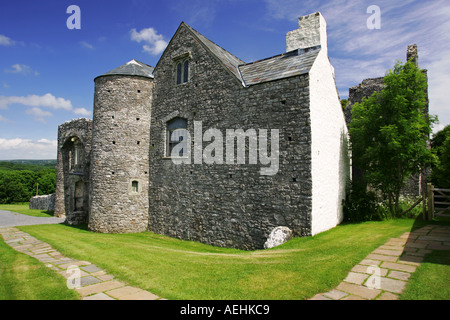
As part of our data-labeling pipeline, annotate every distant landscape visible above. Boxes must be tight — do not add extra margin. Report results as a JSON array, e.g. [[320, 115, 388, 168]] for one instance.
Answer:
[[0, 160, 57, 204]]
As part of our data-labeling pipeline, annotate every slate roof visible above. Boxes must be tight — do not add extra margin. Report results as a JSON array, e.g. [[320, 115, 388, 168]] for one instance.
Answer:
[[96, 59, 154, 79], [238, 46, 321, 86], [97, 23, 320, 87], [184, 22, 320, 87]]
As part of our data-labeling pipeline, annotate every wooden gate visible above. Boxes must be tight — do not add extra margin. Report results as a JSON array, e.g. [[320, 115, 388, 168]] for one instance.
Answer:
[[426, 184, 450, 220]]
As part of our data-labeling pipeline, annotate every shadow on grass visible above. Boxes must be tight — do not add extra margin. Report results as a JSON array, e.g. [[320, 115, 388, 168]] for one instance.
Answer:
[[402, 214, 450, 267]]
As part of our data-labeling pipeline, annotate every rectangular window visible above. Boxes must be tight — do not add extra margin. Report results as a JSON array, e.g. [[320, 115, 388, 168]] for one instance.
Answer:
[[167, 117, 188, 157], [131, 181, 139, 193]]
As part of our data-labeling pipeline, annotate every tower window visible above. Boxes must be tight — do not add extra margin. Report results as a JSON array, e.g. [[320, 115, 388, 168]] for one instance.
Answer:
[[131, 181, 139, 193]]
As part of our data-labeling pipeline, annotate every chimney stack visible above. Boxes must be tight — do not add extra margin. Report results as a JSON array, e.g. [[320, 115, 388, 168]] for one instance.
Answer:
[[286, 12, 328, 53], [407, 44, 419, 66]]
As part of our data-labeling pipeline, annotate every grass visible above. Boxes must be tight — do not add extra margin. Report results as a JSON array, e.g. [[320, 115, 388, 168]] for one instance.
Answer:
[[0, 203, 54, 218], [0, 237, 80, 300], [15, 218, 425, 300], [1, 204, 447, 300], [400, 249, 450, 300]]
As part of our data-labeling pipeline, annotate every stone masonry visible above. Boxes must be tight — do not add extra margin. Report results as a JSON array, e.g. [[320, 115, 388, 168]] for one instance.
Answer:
[[55, 12, 349, 250]]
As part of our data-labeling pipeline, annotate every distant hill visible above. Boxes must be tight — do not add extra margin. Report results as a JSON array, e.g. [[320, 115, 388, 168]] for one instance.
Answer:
[[0, 160, 57, 172]]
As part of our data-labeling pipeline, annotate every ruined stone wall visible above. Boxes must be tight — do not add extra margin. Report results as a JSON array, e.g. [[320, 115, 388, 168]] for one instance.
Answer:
[[88, 75, 153, 233], [54, 118, 92, 225], [148, 25, 313, 250], [29, 194, 55, 211]]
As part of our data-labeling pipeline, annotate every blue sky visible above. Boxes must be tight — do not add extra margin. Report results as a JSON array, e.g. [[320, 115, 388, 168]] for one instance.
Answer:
[[0, 0, 449, 160]]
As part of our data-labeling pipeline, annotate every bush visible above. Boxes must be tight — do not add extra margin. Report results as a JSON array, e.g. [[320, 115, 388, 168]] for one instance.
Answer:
[[343, 186, 381, 222]]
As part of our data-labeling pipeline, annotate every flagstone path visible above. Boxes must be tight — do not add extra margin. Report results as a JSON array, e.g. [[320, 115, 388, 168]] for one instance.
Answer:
[[310, 224, 450, 300], [0, 227, 165, 300]]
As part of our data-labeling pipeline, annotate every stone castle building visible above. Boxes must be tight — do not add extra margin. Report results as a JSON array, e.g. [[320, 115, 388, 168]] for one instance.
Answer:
[[54, 12, 350, 250]]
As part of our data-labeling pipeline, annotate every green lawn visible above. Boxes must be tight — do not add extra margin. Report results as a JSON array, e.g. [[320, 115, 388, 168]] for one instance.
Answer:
[[12, 218, 431, 300], [400, 249, 450, 300], [0, 203, 54, 218], [0, 237, 80, 300]]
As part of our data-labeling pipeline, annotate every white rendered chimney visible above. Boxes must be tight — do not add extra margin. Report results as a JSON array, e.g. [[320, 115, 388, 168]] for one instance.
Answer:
[[286, 12, 328, 53]]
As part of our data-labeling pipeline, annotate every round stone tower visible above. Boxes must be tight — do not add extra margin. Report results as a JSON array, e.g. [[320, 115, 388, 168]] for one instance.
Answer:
[[88, 59, 154, 233]]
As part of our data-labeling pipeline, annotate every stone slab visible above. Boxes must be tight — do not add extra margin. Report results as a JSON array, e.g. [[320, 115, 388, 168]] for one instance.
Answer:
[[377, 292, 399, 300], [83, 293, 116, 300], [366, 253, 398, 262], [381, 262, 417, 273], [344, 272, 369, 285], [106, 286, 143, 299], [336, 282, 381, 300], [76, 280, 126, 297], [377, 277, 407, 294], [388, 270, 411, 281], [372, 248, 403, 256], [80, 276, 102, 287], [323, 289, 348, 300], [81, 264, 102, 273]]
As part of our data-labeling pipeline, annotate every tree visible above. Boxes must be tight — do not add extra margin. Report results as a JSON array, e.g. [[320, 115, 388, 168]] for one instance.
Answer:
[[431, 125, 450, 188], [349, 60, 436, 216]]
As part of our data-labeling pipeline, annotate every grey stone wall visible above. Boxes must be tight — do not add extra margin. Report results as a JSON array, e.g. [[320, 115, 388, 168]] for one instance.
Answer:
[[88, 75, 153, 233], [29, 194, 55, 211], [148, 25, 312, 250], [344, 77, 384, 126], [54, 118, 92, 225]]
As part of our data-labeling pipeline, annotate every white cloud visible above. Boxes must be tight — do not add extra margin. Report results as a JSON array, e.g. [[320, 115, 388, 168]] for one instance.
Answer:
[[0, 138, 57, 160], [73, 107, 91, 116], [130, 27, 168, 55], [80, 41, 94, 50], [0, 34, 15, 46], [4, 64, 39, 76], [0, 93, 73, 111], [25, 107, 53, 123]]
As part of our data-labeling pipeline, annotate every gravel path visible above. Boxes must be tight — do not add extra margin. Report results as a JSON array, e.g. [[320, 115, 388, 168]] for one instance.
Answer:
[[0, 210, 65, 228]]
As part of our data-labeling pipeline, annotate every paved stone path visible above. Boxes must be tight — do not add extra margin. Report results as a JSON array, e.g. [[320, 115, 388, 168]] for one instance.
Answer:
[[0, 227, 165, 300], [310, 225, 450, 300]]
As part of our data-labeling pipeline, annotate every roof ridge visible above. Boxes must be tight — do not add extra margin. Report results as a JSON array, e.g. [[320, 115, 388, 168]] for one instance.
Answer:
[[239, 45, 322, 67], [183, 23, 245, 64]]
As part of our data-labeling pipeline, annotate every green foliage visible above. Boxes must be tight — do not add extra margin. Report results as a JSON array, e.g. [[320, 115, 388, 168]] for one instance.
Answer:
[[340, 99, 348, 110], [349, 60, 437, 216], [431, 125, 450, 188], [0, 161, 56, 204], [343, 186, 381, 222]]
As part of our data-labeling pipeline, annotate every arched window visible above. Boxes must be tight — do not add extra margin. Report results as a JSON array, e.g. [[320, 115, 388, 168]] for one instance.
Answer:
[[175, 58, 190, 85], [167, 117, 188, 157]]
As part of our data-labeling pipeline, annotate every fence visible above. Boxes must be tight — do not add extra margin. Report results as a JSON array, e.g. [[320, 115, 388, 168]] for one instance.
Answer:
[[426, 184, 450, 220]]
